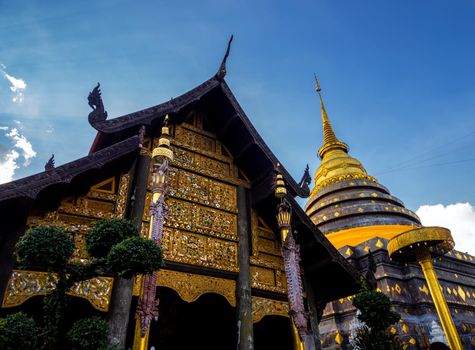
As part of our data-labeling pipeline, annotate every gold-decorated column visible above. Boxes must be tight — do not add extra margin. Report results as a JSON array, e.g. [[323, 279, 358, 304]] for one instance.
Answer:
[[387, 227, 463, 350], [133, 115, 174, 350]]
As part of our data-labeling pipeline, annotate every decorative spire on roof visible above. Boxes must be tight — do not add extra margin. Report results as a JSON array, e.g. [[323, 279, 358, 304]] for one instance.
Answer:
[[314, 74, 349, 158], [88, 83, 108, 126], [44, 154, 55, 171], [216, 35, 234, 81]]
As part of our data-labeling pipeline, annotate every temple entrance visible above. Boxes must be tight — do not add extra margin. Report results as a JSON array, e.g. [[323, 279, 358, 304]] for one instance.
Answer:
[[148, 287, 235, 350], [254, 315, 293, 350]]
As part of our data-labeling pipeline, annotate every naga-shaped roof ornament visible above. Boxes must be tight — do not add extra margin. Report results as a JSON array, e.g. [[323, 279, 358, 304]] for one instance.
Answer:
[[44, 154, 55, 171], [215, 35, 234, 81], [298, 164, 311, 195], [88, 83, 108, 125]]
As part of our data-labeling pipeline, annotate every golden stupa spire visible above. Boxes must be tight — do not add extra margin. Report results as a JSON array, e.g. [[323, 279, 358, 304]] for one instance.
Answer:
[[314, 74, 349, 158]]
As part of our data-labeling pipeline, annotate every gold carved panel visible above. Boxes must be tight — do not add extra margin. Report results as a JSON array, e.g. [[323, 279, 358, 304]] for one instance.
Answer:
[[172, 146, 237, 182], [26, 174, 131, 265], [142, 196, 238, 241], [2, 270, 113, 312], [250, 211, 287, 294], [167, 168, 237, 213], [162, 228, 238, 272], [166, 198, 237, 241], [252, 296, 289, 323], [59, 174, 129, 219], [174, 125, 216, 154], [251, 266, 275, 286], [157, 269, 236, 307]]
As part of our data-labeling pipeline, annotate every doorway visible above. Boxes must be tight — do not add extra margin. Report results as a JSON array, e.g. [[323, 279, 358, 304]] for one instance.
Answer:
[[254, 315, 293, 350], [148, 287, 235, 350]]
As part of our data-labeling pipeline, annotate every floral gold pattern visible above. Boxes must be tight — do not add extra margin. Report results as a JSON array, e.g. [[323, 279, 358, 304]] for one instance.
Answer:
[[252, 296, 289, 323], [2, 270, 113, 312], [157, 269, 236, 306]]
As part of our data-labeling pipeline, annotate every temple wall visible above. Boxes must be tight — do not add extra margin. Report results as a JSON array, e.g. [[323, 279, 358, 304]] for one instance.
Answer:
[[2, 173, 131, 312], [134, 112, 290, 324], [319, 237, 475, 349]]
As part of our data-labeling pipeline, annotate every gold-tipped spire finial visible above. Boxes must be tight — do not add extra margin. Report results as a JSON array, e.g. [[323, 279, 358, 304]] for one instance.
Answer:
[[314, 74, 348, 158]]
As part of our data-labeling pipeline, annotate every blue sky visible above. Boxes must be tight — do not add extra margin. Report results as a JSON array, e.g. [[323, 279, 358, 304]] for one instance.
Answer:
[[1, 1, 475, 252]]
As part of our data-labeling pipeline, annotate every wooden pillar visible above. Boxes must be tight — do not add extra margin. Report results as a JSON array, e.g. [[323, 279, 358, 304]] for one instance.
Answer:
[[108, 151, 151, 349], [304, 275, 322, 350], [236, 186, 254, 350]]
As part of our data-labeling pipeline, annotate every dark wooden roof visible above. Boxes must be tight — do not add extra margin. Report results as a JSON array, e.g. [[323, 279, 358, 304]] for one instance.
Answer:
[[89, 76, 309, 199], [0, 135, 139, 205]]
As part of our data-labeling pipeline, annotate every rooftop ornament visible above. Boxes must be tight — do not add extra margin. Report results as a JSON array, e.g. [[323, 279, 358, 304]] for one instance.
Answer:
[[215, 35, 233, 81], [387, 227, 463, 350]]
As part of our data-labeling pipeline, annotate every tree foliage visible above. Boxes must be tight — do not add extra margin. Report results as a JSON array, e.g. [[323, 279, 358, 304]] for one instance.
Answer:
[[353, 289, 401, 332], [13, 218, 163, 349], [86, 218, 138, 258], [108, 236, 163, 278], [67, 317, 109, 350], [352, 280, 403, 350], [16, 226, 74, 271], [0, 312, 38, 350]]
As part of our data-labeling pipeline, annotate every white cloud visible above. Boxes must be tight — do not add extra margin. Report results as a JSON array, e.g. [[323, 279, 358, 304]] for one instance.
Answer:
[[0, 126, 37, 183], [0, 65, 27, 103], [5, 127, 37, 166], [0, 149, 20, 184], [416, 203, 475, 256]]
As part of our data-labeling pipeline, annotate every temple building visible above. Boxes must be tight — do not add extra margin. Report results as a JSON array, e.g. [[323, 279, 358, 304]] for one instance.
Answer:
[[305, 81, 475, 349], [0, 43, 360, 350], [0, 40, 474, 350]]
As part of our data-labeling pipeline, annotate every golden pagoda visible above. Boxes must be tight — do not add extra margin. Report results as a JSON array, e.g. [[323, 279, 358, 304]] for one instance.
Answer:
[[305, 78, 474, 349], [305, 77, 421, 249]]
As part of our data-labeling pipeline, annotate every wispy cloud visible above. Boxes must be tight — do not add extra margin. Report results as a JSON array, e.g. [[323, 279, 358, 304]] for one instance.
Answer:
[[416, 203, 475, 255], [0, 124, 37, 184], [6, 127, 37, 166], [0, 64, 27, 103], [0, 149, 20, 184]]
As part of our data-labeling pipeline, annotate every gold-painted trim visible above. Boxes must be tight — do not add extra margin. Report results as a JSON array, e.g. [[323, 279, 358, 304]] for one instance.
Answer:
[[324, 225, 416, 249], [157, 269, 236, 307], [387, 226, 454, 257], [90, 177, 116, 194], [310, 173, 377, 196], [2, 270, 113, 312], [252, 296, 289, 323]]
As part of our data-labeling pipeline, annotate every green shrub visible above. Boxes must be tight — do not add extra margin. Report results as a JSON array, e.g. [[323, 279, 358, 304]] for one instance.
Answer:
[[16, 226, 74, 271], [67, 316, 108, 350], [352, 286, 402, 350], [107, 236, 163, 278], [0, 312, 38, 350], [353, 289, 400, 332], [86, 219, 138, 258]]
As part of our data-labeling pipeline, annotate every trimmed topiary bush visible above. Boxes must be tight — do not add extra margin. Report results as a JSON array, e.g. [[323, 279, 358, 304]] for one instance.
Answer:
[[107, 236, 163, 278], [67, 316, 108, 350], [16, 226, 74, 271], [86, 219, 138, 258], [0, 312, 38, 350]]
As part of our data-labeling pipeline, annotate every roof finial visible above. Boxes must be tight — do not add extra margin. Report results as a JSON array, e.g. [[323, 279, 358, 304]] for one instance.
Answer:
[[314, 74, 348, 158], [216, 35, 234, 81], [45, 154, 55, 171]]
